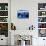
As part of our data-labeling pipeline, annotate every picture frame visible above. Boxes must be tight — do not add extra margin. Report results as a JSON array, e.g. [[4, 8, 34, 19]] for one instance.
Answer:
[[17, 10, 29, 19]]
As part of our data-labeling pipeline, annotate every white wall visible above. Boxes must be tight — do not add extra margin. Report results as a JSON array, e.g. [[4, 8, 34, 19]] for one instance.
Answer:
[[11, 0, 38, 30]]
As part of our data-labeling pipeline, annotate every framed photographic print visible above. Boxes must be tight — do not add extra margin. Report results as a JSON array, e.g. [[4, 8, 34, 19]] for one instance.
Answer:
[[17, 10, 29, 19]]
